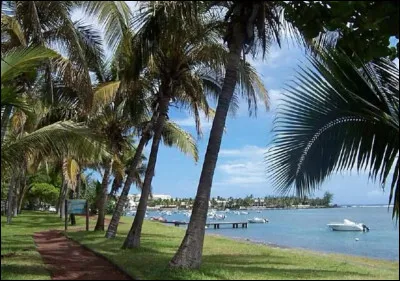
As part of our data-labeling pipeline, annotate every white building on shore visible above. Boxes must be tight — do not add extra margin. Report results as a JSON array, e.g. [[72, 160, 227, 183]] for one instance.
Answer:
[[124, 194, 172, 210]]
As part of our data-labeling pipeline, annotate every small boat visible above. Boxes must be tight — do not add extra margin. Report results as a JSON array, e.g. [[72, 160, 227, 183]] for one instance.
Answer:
[[150, 216, 167, 222], [327, 219, 369, 231], [240, 211, 249, 215], [248, 217, 268, 223]]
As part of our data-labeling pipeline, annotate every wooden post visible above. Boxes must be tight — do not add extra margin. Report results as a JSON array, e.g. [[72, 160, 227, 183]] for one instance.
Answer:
[[86, 201, 89, 231], [64, 199, 68, 231]]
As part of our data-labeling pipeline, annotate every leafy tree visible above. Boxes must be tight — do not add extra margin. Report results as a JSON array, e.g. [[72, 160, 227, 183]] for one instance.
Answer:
[[284, 1, 399, 61], [322, 192, 334, 207], [26, 183, 59, 210]]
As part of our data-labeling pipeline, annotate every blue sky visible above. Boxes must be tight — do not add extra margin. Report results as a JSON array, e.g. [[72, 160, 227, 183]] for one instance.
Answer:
[[73, 4, 399, 205]]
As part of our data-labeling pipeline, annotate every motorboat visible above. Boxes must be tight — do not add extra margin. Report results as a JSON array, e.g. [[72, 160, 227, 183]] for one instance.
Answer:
[[150, 216, 167, 222], [327, 219, 369, 232], [240, 211, 249, 215], [248, 217, 269, 223]]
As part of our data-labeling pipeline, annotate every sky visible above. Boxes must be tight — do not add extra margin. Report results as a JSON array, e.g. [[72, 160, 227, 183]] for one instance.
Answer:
[[73, 3, 399, 205]]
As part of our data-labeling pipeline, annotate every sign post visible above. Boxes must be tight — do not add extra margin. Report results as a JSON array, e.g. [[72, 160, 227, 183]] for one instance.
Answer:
[[65, 199, 89, 232]]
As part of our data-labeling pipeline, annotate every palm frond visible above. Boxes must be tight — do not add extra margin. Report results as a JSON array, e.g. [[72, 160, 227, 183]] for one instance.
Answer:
[[266, 49, 399, 219], [92, 81, 121, 109], [1, 46, 58, 83], [237, 60, 269, 117], [1, 13, 27, 47], [2, 121, 110, 169], [78, 1, 131, 51], [162, 120, 199, 162]]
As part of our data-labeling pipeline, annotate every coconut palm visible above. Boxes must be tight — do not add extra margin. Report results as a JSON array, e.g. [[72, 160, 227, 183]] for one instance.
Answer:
[[88, 99, 135, 231], [266, 50, 399, 219], [170, 2, 281, 268], [105, 116, 199, 238], [120, 2, 228, 248]]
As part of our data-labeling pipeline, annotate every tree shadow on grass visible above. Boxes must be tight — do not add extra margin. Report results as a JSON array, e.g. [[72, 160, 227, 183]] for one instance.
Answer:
[[1, 263, 49, 278]]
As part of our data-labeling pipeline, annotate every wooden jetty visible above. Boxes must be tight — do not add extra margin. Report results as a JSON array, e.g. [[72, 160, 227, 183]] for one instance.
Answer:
[[163, 221, 248, 229]]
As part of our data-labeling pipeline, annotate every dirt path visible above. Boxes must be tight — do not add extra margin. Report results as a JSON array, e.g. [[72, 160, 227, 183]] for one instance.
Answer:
[[33, 230, 132, 280]]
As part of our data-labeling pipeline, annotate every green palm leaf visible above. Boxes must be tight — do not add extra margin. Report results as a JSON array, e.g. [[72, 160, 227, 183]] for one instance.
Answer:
[[78, 1, 131, 51], [266, 49, 399, 219], [162, 121, 199, 162], [1, 46, 58, 83], [2, 121, 110, 170]]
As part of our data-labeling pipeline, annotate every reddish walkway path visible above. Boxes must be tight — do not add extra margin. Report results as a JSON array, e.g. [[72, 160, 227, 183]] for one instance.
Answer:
[[34, 230, 131, 280]]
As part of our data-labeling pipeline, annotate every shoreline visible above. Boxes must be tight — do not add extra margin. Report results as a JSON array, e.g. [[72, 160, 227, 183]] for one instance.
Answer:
[[149, 219, 399, 262], [207, 232, 400, 262]]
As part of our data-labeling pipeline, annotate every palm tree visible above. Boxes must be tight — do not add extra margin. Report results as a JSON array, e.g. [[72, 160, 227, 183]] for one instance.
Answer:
[[170, 2, 281, 268], [1, 1, 130, 223], [89, 100, 134, 231], [266, 50, 399, 219], [105, 118, 199, 239], [120, 2, 231, 248]]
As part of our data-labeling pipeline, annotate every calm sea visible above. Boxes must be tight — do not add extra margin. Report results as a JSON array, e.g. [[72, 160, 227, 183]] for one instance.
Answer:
[[146, 206, 399, 260]]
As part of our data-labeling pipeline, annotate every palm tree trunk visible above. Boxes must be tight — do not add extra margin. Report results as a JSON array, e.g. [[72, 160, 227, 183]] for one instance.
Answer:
[[109, 173, 123, 197], [94, 159, 112, 231], [17, 175, 27, 214], [105, 114, 156, 239], [1, 106, 12, 142], [59, 157, 70, 219], [59, 181, 67, 219], [122, 97, 169, 248], [69, 190, 76, 225], [12, 178, 20, 217], [6, 172, 16, 224], [169, 34, 244, 269]]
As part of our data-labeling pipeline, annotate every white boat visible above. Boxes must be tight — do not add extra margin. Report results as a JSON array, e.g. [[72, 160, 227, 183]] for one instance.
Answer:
[[327, 219, 369, 231], [248, 217, 268, 223], [240, 211, 249, 215], [161, 211, 172, 216]]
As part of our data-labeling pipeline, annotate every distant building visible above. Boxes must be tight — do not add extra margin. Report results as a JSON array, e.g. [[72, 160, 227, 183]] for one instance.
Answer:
[[124, 194, 172, 210]]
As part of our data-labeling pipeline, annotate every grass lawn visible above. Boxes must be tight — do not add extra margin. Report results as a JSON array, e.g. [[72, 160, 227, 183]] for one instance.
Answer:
[[1, 212, 399, 280], [68, 216, 399, 280], [1, 211, 87, 280]]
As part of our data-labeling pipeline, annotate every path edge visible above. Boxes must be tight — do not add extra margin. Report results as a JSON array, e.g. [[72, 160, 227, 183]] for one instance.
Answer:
[[63, 232, 140, 280]]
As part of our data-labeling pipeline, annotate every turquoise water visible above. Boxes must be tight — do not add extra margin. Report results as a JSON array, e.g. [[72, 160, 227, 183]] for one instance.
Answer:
[[147, 207, 399, 260]]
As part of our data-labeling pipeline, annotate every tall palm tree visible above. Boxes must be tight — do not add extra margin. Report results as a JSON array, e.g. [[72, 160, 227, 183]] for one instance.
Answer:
[[89, 100, 133, 231], [170, 2, 280, 268], [266, 50, 399, 219], [120, 2, 230, 249], [105, 117, 199, 238]]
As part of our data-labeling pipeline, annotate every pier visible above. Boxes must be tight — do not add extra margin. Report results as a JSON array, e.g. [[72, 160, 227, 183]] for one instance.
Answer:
[[163, 221, 248, 229]]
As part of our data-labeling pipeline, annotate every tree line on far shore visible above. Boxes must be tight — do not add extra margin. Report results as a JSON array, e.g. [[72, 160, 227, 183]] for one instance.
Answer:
[[148, 192, 334, 209]]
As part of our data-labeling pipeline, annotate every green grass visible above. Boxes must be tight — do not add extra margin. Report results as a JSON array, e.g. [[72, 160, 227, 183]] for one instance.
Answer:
[[68, 216, 399, 280], [1, 212, 399, 280], [1, 212, 59, 280], [0, 211, 86, 280]]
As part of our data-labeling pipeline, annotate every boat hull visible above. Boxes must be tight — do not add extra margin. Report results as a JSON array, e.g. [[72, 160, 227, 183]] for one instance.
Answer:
[[327, 224, 363, 231]]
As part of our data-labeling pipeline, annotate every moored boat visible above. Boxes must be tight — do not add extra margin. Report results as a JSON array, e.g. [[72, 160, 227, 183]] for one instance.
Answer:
[[248, 217, 268, 223], [327, 219, 369, 231]]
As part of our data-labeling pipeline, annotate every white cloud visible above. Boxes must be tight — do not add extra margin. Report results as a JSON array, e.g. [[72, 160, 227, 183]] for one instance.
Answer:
[[173, 113, 213, 131], [219, 145, 268, 158], [215, 145, 269, 186]]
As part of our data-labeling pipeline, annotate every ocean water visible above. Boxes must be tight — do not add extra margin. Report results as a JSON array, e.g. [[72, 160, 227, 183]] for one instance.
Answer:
[[147, 207, 399, 260]]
